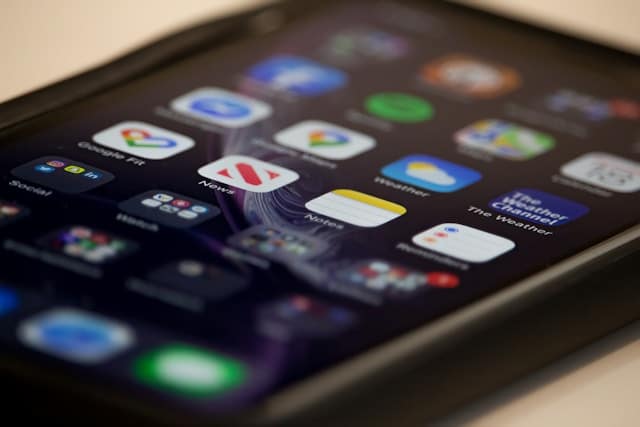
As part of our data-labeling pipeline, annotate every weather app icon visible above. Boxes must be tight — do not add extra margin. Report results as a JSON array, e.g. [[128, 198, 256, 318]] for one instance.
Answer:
[[381, 154, 481, 193]]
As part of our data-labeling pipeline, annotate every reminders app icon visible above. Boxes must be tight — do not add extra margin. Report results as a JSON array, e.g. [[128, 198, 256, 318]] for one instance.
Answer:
[[171, 87, 272, 128], [382, 155, 481, 193], [413, 223, 515, 263]]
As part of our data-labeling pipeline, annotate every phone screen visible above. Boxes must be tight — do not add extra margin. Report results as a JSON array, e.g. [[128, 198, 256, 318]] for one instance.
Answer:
[[0, 0, 638, 414]]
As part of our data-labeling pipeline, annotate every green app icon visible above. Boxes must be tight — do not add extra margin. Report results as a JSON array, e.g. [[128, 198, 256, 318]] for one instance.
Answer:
[[365, 92, 434, 123], [133, 344, 247, 397]]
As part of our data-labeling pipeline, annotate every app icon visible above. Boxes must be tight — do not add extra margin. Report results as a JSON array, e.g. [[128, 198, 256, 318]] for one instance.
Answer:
[[228, 225, 328, 262], [247, 55, 347, 96], [0, 200, 30, 227], [258, 295, 355, 340], [274, 120, 376, 160], [320, 27, 409, 65], [119, 190, 220, 228], [18, 308, 134, 364], [490, 189, 589, 226], [170, 87, 272, 128], [39, 226, 138, 264], [0, 286, 19, 316], [34, 164, 56, 173], [421, 54, 520, 98], [455, 119, 555, 161], [64, 165, 85, 174], [365, 92, 434, 123], [148, 260, 248, 301], [335, 260, 459, 299], [198, 155, 299, 193], [133, 344, 247, 397], [306, 189, 406, 227], [93, 121, 195, 160], [412, 223, 515, 263], [561, 152, 640, 193], [545, 89, 640, 122], [12, 156, 114, 194], [381, 155, 481, 193]]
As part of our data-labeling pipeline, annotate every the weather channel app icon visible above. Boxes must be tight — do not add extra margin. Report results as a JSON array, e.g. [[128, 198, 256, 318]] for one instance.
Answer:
[[489, 189, 588, 226], [381, 154, 481, 193]]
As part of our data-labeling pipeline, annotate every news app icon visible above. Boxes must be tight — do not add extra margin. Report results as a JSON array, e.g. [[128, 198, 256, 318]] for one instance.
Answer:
[[171, 87, 272, 128], [93, 121, 195, 160], [412, 223, 515, 263], [197, 155, 299, 193]]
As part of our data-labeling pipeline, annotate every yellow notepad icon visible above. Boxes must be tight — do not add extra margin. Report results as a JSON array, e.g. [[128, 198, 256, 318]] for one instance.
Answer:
[[305, 189, 406, 227]]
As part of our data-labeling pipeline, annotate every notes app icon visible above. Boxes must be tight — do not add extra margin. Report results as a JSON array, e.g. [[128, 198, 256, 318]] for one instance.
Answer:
[[305, 189, 406, 227]]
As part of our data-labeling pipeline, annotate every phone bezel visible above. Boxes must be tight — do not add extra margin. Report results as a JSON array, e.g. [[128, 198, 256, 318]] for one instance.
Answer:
[[0, 0, 638, 424]]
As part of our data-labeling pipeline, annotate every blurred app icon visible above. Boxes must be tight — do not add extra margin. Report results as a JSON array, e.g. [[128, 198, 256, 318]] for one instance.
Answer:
[[306, 189, 406, 227], [0, 200, 29, 227], [148, 260, 248, 301], [489, 189, 589, 226], [247, 55, 347, 96], [382, 154, 481, 193], [133, 344, 247, 397], [412, 223, 515, 263], [39, 225, 138, 264], [170, 87, 272, 128], [11, 156, 114, 194], [258, 294, 355, 340], [335, 260, 459, 299], [421, 54, 520, 98], [455, 119, 555, 160], [320, 27, 409, 65], [365, 92, 434, 123], [0, 286, 19, 316], [119, 190, 220, 228], [93, 121, 195, 160], [545, 89, 640, 122], [198, 155, 299, 193], [561, 152, 640, 193], [274, 120, 375, 160], [228, 225, 328, 262], [18, 308, 134, 364]]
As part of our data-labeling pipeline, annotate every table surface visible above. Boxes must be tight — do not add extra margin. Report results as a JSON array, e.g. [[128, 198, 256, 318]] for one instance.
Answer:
[[1, 1, 638, 425]]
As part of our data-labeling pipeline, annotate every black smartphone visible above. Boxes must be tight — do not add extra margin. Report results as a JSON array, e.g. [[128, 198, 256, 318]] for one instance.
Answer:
[[0, 0, 638, 425]]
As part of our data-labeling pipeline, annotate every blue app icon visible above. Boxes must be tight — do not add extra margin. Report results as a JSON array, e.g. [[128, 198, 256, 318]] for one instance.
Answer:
[[191, 97, 251, 119], [489, 188, 589, 226], [0, 286, 18, 315], [248, 55, 347, 96], [381, 154, 482, 193], [34, 164, 55, 173], [18, 308, 134, 364]]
